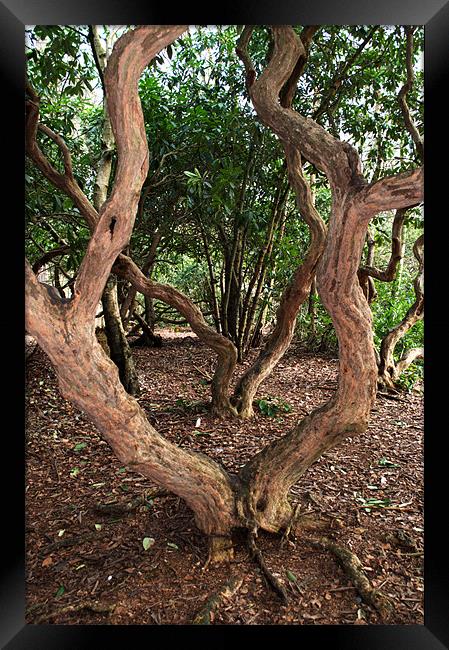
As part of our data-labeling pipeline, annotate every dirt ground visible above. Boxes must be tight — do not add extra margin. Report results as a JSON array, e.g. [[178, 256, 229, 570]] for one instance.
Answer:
[[25, 329, 424, 625]]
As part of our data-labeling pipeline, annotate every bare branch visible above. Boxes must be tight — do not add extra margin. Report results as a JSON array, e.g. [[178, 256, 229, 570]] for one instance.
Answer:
[[359, 208, 408, 283], [32, 244, 71, 275], [37, 124, 75, 180]]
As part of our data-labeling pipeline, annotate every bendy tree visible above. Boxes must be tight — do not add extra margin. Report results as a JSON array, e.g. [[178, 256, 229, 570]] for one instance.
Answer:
[[25, 26, 422, 559]]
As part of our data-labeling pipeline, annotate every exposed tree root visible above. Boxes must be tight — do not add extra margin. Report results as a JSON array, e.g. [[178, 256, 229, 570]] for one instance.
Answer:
[[33, 599, 116, 624], [248, 530, 289, 604], [43, 532, 97, 553], [91, 489, 170, 516], [192, 575, 243, 624], [281, 502, 302, 546], [309, 536, 394, 621], [296, 514, 345, 533]]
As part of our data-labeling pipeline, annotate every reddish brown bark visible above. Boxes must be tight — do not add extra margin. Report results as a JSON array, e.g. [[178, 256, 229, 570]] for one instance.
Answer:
[[91, 26, 140, 396], [358, 208, 408, 302], [25, 28, 238, 417], [25, 25, 423, 544], [235, 26, 423, 531], [25, 27, 240, 537]]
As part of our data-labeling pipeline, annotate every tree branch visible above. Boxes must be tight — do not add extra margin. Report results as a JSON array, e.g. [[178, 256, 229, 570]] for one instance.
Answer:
[[397, 26, 423, 163], [359, 168, 423, 214]]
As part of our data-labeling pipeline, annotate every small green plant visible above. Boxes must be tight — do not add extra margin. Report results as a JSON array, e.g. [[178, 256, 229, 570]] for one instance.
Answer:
[[256, 397, 292, 417], [355, 495, 392, 512], [378, 458, 399, 468], [395, 360, 423, 392]]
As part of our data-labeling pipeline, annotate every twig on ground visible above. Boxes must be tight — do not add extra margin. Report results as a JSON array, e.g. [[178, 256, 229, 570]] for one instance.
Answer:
[[193, 365, 213, 382], [92, 490, 170, 516], [377, 392, 406, 402]]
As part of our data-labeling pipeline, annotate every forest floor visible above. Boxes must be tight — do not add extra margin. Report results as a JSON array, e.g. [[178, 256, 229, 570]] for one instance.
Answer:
[[25, 328, 424, 626]]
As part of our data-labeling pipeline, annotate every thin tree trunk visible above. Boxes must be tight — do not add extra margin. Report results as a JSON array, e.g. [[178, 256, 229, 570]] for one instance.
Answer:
[[378, 234, 424, 388], [239, 171, 288, 355], [199, 221, 221, 333], [233, 145, 326, 417]]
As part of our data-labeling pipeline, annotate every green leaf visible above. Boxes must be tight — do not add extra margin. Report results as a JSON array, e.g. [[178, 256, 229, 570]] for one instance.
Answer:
[[73, 442, 87, 452], [142, 537, 155, 551], [94, 523, 102, 531], [70, 467, 80, 478], [286, 570, 297, 583], [55, 585, 65, 598], [378, 458, 399, 468]]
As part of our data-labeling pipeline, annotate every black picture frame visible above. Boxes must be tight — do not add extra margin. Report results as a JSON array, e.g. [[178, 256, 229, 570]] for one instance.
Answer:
[[4, 0, 448, 647]]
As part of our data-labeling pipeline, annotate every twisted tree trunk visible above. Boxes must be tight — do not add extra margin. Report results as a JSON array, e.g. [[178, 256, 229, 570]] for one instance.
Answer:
[[234, 26, 423, 530], [25, 25, 423, 548], [91, 26, 140, 395], [25, 31, 238, 417]]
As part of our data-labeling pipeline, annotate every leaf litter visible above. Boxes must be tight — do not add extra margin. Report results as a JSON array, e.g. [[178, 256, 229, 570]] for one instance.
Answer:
[[25, 328, 423, 625]]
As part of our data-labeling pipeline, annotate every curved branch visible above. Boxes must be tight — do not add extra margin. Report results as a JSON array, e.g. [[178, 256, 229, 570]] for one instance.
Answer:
[[378, 234, 424, 386], [237, 26, 367, 193], [234, 145, 326, 417], [358, 208, 407, 294], [32, 244, 71, 275], [279, 25, 320, 108], [26, 68, 238, 413], [359, 168, 423, 214], [74, 26, 188, 317], [113, 254, 238, 415], [26, 81, 99, 232]]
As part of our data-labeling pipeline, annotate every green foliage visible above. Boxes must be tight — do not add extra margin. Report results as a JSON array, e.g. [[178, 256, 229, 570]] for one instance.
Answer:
[[25, 25, 423, 370], [256, 397, 292, 417]]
